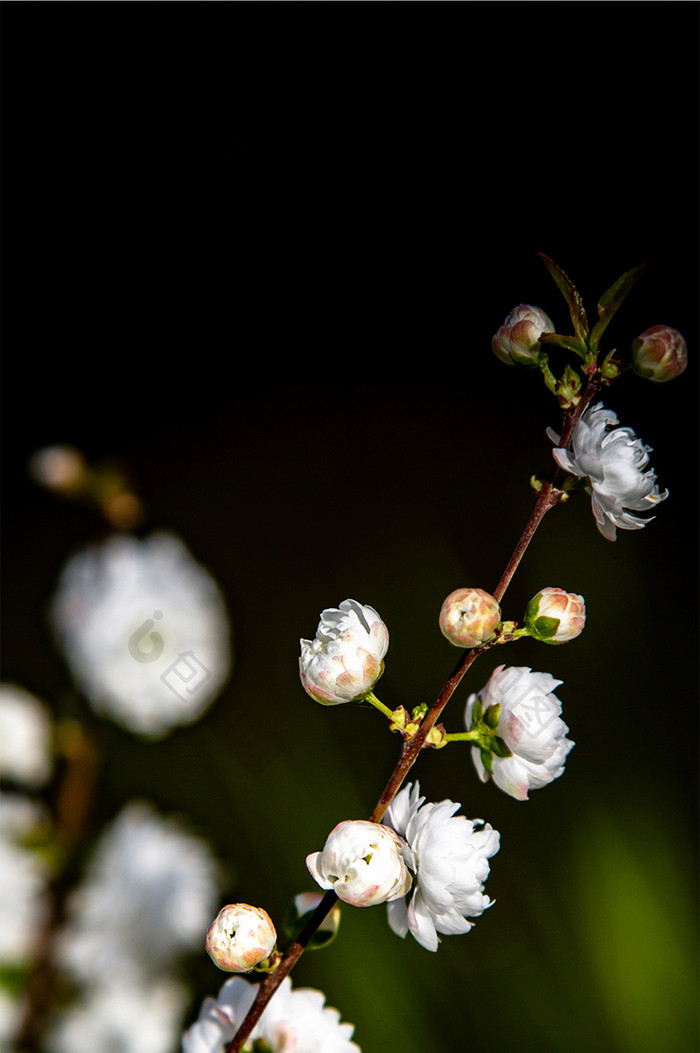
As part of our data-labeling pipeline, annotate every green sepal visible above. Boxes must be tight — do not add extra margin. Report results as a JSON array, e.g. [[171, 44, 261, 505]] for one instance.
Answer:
[[470, 698, 483, 726], [539, 331, 588, 359], [253, 1041, 275, 1053], [480, 748, 493, 774], [491, 736, 513, 759], [589, 263, 648, 354], [531, 615, 561, 639], [524, 593, 541, 625], [538, 254, 589, 341], [484, 703, 501, 729]]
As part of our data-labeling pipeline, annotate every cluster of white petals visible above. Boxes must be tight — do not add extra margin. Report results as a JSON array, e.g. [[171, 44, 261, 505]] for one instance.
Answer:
[[56, 801, 220, 984], [306, 820, 411, 907], [550, 402, 668, 541], [47, 977, 186, 1053], [299, 599, 389, 705], [466, 665, 574, 801], [0, 683, 53, 788], [383, 782, 499, 952], [50, 531, 232, 737], [182, 975, 360, 1053]]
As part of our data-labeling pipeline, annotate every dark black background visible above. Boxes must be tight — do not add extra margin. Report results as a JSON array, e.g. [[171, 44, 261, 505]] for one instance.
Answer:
[[2, 5, 699, 1053]]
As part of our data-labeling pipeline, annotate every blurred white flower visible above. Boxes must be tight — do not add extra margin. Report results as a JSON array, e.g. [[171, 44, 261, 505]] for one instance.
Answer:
[[48, 977, 186, 1053], [0, 793, 51, 964], [182, 974, 360, 1053], [383, 782, 499, 953], [299, 599, 388, 705], [57, 800, 220, 984], [50, 531, 232, 738], [206, 903, 277, 973], [306, 820, 411, 908], [466, 665, 574, 801], [550, 402, 668, 541], [0, 683, 53, 787]]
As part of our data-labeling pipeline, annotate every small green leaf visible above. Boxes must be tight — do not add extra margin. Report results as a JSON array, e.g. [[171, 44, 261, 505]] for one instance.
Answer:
[[538, 254, 589, 341], [589, 263, 649, 354], [539, 331, 588, 358]]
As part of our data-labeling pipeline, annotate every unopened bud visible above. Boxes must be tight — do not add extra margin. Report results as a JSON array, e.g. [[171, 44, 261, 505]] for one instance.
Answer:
[[306, 820, 412, 908], [524, 587, 585, 643], [492, 305, 554, 366], [206, 903, 277, 972], [439, 588, 501, 648], [631, 325, 687, 382]]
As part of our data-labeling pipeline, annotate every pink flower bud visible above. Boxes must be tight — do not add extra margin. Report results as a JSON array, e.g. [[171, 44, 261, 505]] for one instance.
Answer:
[[524, 587, 586, 644], [492, 305, 554, 366], [206, 903, 277, 972], [439, 588, 501, 648], [631, 325, 687, 382]]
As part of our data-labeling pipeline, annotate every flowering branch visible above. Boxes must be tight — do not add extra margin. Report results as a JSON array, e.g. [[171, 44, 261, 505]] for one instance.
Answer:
[[187, 255, 686, 1053]]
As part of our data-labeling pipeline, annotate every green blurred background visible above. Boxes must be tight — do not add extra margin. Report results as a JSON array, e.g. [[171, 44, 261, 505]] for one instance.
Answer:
[[2, 5, 698, 1052]]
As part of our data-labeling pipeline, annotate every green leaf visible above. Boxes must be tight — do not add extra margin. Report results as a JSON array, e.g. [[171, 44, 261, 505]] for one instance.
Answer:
[[539, 331, 588, 359], [589, 263, 649, 354], [538, 253, 589, 341]]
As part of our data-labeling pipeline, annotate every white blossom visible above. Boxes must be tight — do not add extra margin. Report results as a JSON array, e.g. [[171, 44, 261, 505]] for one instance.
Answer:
[[299, 599, 388, 705], [306, 819, 411, 907], [550, 402, 668, 541], [182, 975, 360, 1053], [56, 801, 220, 985], [383, 782, 499, 952], [466, 665, 574, 801], [206, 903, 277, 972], [50, 531, 232, 737], [48, 977, 186, 1053], [0, 683, 53, 788]]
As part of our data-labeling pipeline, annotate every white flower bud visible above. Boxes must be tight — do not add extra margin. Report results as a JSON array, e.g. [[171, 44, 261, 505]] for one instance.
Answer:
[[206, 904, 277, 973], [299, 599, 389, 705], [306, 820, 412, 907], [631, 324, 687, 382], [524, 587, 586, 643], [439, 588, 501, 648], [492, 304, 554, 366]]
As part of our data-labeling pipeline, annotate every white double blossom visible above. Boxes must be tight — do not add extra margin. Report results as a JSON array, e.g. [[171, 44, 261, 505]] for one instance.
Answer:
[[550, 402, 668, 541], [47, 978, 186, 1053], [50, 531, 232, 737], [306, 820, 411, 907], [466, 665, 574, 801], [0, 683, 53, 788], [383, 782, 499, 953], [299, 599, 389, 705], [56, 801, 220, 985], [182, 975, 360, 1053]]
